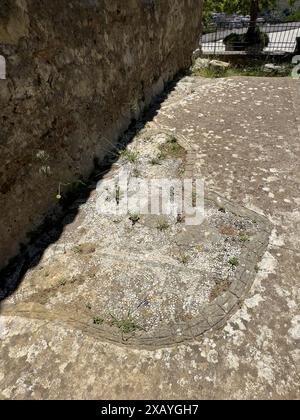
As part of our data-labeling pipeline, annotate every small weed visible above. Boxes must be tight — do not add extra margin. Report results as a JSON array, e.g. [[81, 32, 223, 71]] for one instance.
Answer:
[[129, 213, 140, 225], [239, 234, 250, 243], [73, 245, 83, 254], [157, 218, 169, 232], [237, 300, 243, 309], [255, 264, 259, 273], [179, 254, 190, 265], [195, 245, 202, 253], [132, 168, 142, 178], [180, 312, 193, 322], [151, 158, 161, 165], [160, 140, 185, 160], [86, 303, 92, 310], [210, 279, 231, 302], [170, 142, 182, 153], [56, 180, 86, 201], [151, 152, 166, 165], [110, 312, 144, 335], [193, 64, 292, 79], [93, 316, 104, 325], [119, 150, 139, 163], [58, 278, 67, 287], [167, 135, 178, 144], [194, 67, 227, 79], [229, 257, 239, 268]]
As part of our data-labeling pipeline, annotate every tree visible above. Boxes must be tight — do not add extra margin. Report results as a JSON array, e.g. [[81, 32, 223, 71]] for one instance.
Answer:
[[222, 1, 274, 34], [205, 0, 295, 48], [205, 0, 295, 29]]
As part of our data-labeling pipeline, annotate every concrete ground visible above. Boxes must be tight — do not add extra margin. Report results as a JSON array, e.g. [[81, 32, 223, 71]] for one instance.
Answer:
[[0, 75, 299, 400]]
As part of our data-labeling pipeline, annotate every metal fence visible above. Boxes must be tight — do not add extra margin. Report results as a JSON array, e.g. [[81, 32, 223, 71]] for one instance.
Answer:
[[201, 21, 300, 54]]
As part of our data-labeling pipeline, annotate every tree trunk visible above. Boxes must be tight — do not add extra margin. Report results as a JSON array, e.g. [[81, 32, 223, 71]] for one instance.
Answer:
[[248, 0, 259, 37]]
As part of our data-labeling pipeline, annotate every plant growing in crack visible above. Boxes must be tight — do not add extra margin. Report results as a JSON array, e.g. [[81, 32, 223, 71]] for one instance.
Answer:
[[132, 168, 142, 178], [228, 257, 239, 268], [239, 233, 250, 243], [151, 152, 166, 165], [210, 279, 231, 302], [179, 254, 190, 265], [119, 150, 139, 163], [73, 245, 84, 254], [110, 311, 144, 339], [56, 180, 86, 200], [166, 135, 178, 144], [58, 278, 67, 287], [93, 316, 104, 325], [157, 218, 169, 232]]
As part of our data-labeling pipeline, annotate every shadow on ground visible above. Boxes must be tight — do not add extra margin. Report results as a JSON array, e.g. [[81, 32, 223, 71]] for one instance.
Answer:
[[0, 76, 183, 308]]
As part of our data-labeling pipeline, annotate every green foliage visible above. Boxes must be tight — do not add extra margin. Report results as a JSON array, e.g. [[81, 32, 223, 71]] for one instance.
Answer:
[[204, 0, 295, 20], [110, 312, 144, 335], [58, 278, 67, 287], [221, 0, 276, 15], [239, 233, 250, 242], [193, 62, 292, 78], [93, 316, 104, 325], [283, 9, 300, 21], [157, 218, 170, 231], [229, 257, 240, 267], [119, 150, 139, 163]]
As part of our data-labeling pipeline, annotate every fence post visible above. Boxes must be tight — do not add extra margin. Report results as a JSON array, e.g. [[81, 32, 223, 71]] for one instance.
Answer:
[[295, 37, 300, 55], [214, 25, 217, 55]]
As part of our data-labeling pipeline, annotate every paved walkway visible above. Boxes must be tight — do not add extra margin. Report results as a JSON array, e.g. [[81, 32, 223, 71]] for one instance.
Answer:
[[0, 75, 299, 399]]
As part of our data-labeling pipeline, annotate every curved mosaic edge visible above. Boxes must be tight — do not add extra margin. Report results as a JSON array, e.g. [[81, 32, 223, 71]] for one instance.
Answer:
[[1, 191, 271, 350]]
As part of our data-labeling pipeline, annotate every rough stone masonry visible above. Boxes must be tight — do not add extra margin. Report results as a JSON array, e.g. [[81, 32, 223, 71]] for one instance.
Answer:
[[0, 0, 203, 270]]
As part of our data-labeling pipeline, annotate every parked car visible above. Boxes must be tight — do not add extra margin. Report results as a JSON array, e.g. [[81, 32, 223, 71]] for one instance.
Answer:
[[242, 15, 250, 26], [257, 17, 265, 26], [227, 16, 243, 29], [211, 12, 226, 24]]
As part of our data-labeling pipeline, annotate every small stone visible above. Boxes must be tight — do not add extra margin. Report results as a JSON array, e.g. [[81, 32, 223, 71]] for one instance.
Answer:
[[191, 58, 210, 72], [264, 63, 286, 74], [209, 60, 231, 70]]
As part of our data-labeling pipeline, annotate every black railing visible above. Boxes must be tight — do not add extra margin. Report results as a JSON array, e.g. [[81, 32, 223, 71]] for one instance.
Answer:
[[201, 21, 300, 54]]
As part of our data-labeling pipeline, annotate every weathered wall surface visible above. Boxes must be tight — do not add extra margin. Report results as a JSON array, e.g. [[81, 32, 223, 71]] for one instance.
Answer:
[[0, 0, 203, 269]]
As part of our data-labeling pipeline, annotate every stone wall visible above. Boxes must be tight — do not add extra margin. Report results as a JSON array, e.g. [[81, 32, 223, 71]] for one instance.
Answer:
[[0, 0, 203, 270]]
